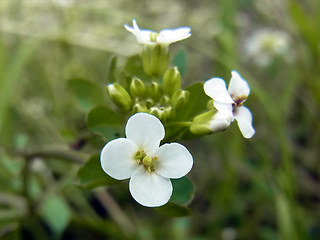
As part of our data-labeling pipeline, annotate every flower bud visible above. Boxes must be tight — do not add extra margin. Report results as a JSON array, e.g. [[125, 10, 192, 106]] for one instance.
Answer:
[[162, 67, 181, 96], [130, 78, 147, 98], [149, 106, 166, 122], [149, 82, 162, 101], [190, 111, 233, 135], [106, 83, 132, 111], [142, 44, 170, 75], [132, 102, 148, 113], [159, 95, 170, 105], [163, 105, 174, 120], [171, 90, 189, 109], [145, 98, 155, 109]]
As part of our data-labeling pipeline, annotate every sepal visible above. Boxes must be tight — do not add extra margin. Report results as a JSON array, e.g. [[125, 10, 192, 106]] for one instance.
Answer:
[[142, 44, 169, 75], [190, 111, 233, 135]]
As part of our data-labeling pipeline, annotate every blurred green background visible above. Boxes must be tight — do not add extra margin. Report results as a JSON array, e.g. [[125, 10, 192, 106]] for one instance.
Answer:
[[1, 0, 320, 239]]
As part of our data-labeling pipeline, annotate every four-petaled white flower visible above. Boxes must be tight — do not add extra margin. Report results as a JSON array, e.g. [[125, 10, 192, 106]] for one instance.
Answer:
[[124, 19, 191, 45], [204, 71, 255, 138], [100, 112, 193, 207]]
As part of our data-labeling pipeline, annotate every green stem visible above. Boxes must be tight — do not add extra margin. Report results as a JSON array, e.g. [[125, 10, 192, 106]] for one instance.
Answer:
[[165, 121, 193, 128], [22, 157, 34, 215], [1, 146, 85, 164], [94, 190, 136, 236]]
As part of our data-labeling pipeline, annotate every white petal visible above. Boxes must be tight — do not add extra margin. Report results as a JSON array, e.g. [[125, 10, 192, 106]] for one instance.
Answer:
[[234, 106, 255, 138], [125, 19, 154, 44], [213, 101, 233, 116], [125, 113, 165, 155], [136, 30, 155, 44], [154, 143, 193, 179], [228, 71, 250, 99], [129, 166, 172, 207], [157, 27, 191, 44], [209, 112, 233, 132], [204, 78, 234, 103], [100, 138, 139, 180], [124, 24, 136, 35]]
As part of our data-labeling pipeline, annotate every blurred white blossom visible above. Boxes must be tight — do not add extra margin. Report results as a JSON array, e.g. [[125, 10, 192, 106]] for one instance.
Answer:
[[53, 0, 74, 7], [222, 227, 237, 240], [245, 28, 292, 66]]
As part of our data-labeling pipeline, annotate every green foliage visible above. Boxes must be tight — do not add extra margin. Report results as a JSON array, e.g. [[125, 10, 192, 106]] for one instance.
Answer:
[[86, 105, 124, 140], [172, 49, 187, 75], [39, 195, 71, 237], [106, 56, 118, 83], [170, 177, 195, 205], [0, 39, 39, 144], [176, 82, 210, 121], [124, 54, 149, 80], [68, 78, 106, 111], [156, 202, 191, 217], [75, 154, 118, 189], [1, 0, 320, 239]]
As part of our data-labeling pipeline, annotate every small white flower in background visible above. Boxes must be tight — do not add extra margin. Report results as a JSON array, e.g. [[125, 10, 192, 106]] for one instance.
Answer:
[[100, 112, 193, 207], [53, 0, 73, 7], [204, 71, 255, 138], [124, 19, 191, 45], [245, 28, 291, 66]]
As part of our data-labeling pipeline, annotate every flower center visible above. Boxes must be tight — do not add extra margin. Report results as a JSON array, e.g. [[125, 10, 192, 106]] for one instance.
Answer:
[[150, 32, 159, 42], [231, 95, 247, 114], [135, 150, 158, 173]]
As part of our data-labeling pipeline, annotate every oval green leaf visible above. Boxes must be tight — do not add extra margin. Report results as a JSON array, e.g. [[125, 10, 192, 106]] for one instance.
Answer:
[[170, 177, 195, 205], [68, 78, 105, 110], [86, 105, 124, 140], [155, 202, 191, 217], [75, 154, 118, 189]]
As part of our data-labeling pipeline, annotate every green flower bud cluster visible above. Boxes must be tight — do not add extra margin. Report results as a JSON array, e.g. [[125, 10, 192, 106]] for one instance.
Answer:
[[106, 67, 189, 123]]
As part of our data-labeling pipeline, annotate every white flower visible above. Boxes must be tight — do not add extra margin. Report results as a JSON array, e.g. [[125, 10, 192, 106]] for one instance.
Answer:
[[124, 19, 191, 45], [100, 112, 193, 207], [245, 28, 291, 66], [204, 71, 255, 138]]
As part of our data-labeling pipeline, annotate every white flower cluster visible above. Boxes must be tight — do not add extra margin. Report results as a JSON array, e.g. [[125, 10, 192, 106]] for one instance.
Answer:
[[100, 20, 256, 208]]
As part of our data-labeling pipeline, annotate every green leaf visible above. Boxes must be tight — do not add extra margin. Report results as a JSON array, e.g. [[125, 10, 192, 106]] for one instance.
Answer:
[[40, 195, 71, 236], [86, 105, 123, 140], [68, 78, 105, 110], [155, 202, 191, 217], [170, 177, 195, 205], [0, 39, 39, 144], [124, 54, 149, 80], [289, 2, 320, 55], [87, 105, 122, 127], [107, 55, 117, 83], [75, 154, 118, 189], [172, 48, 187, 75], [164, 82, 210, 141], [176, 82, 210, 121]]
